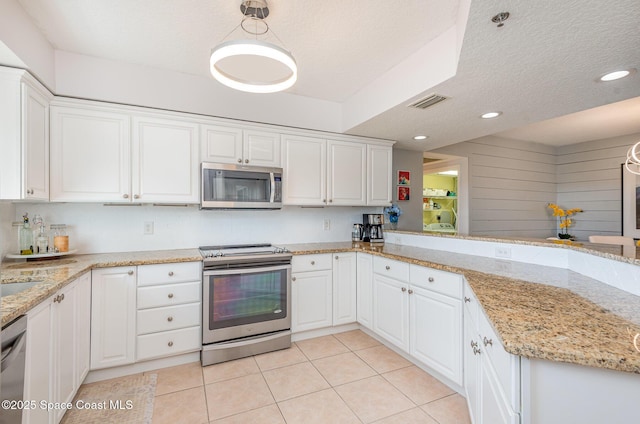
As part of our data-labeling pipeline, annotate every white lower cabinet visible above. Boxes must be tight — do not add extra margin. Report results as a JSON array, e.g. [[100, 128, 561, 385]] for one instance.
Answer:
[[356, 253, 373, 329], [23, 272, 91, 424], [332, 252, 357, 325], [90, 266, 137, 369], [291, 254, 333, 332], [372, 273, 409, 350], [464, 282, 520, 424]]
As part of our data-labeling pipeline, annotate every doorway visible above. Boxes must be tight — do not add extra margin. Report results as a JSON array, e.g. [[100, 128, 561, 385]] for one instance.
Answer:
[[422, 155, 469, 235]]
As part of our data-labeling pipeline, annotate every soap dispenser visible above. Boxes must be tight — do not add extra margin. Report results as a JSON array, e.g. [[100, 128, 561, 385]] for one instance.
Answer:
[[19, 213, 33, 255]]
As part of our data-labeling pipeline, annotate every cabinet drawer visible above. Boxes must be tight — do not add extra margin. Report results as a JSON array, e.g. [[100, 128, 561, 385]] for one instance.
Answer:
[[137, 262, 201, 286], [137, 303, 200, 335], [137, 326, 200, 361], [373, 257, 409, 282], [138, 282, 201, 309], [409, 265, 462, 298], [292, 254, 332, 272]]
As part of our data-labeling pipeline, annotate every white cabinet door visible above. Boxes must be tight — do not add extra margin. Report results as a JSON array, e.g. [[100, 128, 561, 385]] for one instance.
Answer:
[[24, 300, 52, 424], [281, 134, 326, 205], [244, 129, 281, 167], [201, 124, 243, 164], [22, 82, 50, 200], [356, 253, 373, 329], [52, 281, 77, 423], [372, 274, 409, 350], [464, 310, 480, 424], [50, 106, 131, 202], [291, 269, 332, 332], [132, 116, 199, 203], [410, 286, 462, 385], [75, 272, 92, 388], [367, 144, 392, 205], [332, 252, 357, 326], [91, 267, 137, 369], [327, 140, 366, 205]]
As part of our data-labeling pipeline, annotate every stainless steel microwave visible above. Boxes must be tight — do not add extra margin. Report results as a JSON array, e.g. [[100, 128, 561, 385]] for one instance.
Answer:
[[201, 162, 283, 209]]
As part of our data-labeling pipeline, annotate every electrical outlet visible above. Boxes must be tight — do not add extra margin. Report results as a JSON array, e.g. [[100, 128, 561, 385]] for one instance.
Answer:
[[495, 247, 511, 258], [144, 221, 154, 235], [323, 219, 331, 231]]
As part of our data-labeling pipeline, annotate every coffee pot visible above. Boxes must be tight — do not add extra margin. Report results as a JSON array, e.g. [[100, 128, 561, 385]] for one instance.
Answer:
[[362, 214, 384, 243], [352, 224, 363, 241]]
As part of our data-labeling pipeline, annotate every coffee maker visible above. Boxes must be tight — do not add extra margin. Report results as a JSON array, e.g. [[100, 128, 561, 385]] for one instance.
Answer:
[[362, 214, 384, 243]]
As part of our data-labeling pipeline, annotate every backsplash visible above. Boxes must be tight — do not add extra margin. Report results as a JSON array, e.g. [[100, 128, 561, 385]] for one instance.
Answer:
[[0, 203, 15, 258], [11, 203, 380, 254]]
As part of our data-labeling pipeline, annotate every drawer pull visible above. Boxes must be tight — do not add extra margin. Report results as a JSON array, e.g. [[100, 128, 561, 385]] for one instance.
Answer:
[[168, 341, 174, 347], [167, 316, 174, 322], [385, 265, 390, 270], [408, 289, 413, 294], [311, 261, 315, 265], [168, 293, 174, 299], [473, 346, 481, 355], [428, 277, 434, 282], [464, 297, 471, 303], [401, 287, 407, 292], [128, 270, 134, 275], [168, 271, 174, 276], [483, 336, 493, 347], [292, 277, 297, 282], [335, 255, 339, 260], [470, 340, 478, 349]]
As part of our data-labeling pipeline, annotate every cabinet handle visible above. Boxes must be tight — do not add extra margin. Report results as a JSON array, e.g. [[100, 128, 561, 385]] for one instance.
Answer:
[[245, 159, 249, 164], [128, 270, 134, 275], [60, 293, 65, 302], [168, 341, 174, 347], [123, 193, 129, 199], [329, 199, 333, 203], [470, 340, 478, 349], [292, 277, 297, 282], [311, 261, 315, 265], [401, 287, 407, 292], [335, 255, 339, 260], [237, 158, 242, 163], [473, 346, 481, 355], [322, 199, 327, 203], [428, 277, 434, 283], [134, 194, 140, 199], [483, 336, 493, 347], [167, 316, 174, 322], [53, 295, 60, 303], [27, 189, 34, 195], [408, 289, 413, 294], [385, 265, 390, 270], [168, 271, 174, 276], [168, 293, 174, 299], [464, 297, 471, 303]]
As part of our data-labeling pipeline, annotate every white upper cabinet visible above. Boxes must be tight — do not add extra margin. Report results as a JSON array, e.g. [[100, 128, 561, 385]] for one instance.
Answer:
[[0, 68, 52, 201], [201, 124, 280, 167], [50, 106, 131, 202], [132, 116, 199, 203], [327, 140, 367, 205], [367, 144, 393, 205], [281, 134, 327, 205]]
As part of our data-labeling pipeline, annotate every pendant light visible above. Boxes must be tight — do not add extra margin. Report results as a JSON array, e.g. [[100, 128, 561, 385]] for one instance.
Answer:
[[625, 141, 640, 175], [210, 0, 297, 94]]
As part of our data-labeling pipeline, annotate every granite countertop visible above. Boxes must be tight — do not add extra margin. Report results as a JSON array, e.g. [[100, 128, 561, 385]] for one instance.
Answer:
[[284, 241, 640, 374], [1, 249, 201, 326]]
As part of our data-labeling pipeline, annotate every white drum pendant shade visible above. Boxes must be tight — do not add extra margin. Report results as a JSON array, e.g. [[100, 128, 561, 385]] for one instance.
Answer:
[[210, 39, 297, 94]]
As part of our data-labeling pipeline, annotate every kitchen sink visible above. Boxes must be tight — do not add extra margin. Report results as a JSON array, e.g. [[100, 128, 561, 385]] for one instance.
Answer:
[[1, 281, 42, 297]]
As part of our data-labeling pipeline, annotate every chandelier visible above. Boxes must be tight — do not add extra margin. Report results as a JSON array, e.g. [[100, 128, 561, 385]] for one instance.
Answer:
[[210, 0, 297, 94], [625, 141, 640, 175]]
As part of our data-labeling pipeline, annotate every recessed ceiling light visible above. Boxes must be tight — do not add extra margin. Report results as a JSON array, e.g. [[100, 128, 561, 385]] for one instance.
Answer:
[[480, 111, 502, 119], [599, 69, 635, 82], [413, 135, 428, 140]]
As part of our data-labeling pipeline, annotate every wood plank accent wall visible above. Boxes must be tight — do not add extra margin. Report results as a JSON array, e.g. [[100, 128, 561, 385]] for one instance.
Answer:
[[433, 132, 640, 240], [434, 136, 557, 238]]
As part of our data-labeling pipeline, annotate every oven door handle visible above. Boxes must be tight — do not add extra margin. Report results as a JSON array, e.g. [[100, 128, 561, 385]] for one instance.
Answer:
[[203, 264, 291, 277], [270, 172, 276, 203]]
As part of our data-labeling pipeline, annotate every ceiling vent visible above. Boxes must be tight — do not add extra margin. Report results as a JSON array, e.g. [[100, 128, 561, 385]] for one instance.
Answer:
[[408, 94, 449, 110]]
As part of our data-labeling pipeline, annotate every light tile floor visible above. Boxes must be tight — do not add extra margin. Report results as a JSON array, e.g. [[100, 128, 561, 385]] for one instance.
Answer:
[[113, 330, 471, 423]]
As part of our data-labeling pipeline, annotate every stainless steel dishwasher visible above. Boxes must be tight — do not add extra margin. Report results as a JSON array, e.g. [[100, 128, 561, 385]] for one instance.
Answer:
[[1, 315, 28, 424]]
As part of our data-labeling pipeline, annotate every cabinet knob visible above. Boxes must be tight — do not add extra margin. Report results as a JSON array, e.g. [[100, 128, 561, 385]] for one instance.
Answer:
[[168, 341, 174, 347], [311, 261, 315, 265], [401, 287, 407, 292], [167, 316, 174, 322], [27, 189, 34, 195], [483, 336, 493, 347], [408, 289, 413, 294], [237, 158, 242, 163], [123, 193, 129, 199], [428, 277, 435, 282], [134, 194, 140, 199], [168, 271, 174, 276], [168, 293, 174, 299], [335, 255, 339, 260], [329, 199, 333, 203], [292, 277, 297, 282], [128, 270, 134, 275], [322, 199, 326, 203], [245, 159, 249, 163], [385, 265, 390, 270], [464, 297, 471, 303]]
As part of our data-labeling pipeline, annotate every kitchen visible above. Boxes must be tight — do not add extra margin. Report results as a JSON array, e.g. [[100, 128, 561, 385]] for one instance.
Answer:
[[1, 1, 640, 423]]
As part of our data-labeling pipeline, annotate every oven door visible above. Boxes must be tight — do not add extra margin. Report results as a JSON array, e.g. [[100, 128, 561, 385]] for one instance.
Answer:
[[202, 263, 291, 344]]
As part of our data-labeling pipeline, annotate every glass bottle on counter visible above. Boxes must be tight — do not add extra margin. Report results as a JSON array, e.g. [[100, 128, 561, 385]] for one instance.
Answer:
[[51, 224, 69, 253], [33, 214, 49, 254], [19, 213, 33, 255]]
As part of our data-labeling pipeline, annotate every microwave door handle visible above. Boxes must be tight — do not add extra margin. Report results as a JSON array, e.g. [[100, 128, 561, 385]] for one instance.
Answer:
[[270, 172, 275, 203]]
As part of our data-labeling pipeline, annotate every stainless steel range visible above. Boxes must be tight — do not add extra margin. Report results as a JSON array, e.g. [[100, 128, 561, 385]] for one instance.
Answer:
[[200, 244, 292, 366]]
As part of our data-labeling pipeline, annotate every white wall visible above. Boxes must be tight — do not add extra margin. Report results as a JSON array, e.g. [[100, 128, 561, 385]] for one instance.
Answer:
[[0, 202, 15, 257], [392, 149, 424, 232], [13, 204, 379, 254], [434, 135, 557, 238]]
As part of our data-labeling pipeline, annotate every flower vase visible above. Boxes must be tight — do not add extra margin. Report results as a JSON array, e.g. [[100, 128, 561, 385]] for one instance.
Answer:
[[389, 214, 398, 230], [558, 233, 573, 240]]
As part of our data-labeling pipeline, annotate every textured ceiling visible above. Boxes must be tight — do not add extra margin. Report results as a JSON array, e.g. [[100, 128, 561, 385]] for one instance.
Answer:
[[14, 0, 640, 150]]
